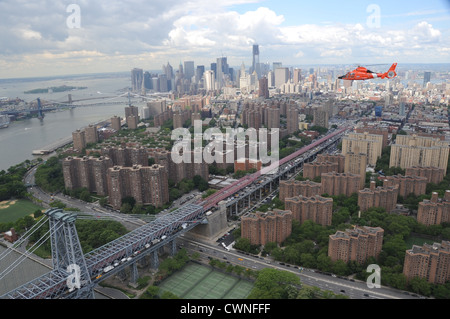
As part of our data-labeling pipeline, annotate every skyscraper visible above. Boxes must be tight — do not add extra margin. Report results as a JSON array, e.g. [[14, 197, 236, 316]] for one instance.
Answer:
[[423, 71, 431, 87], [184, 61, 195, 82], [204, 70, 215, 91], [293, 68, 302, 84], [195, 65, 205, 84], [216, 57, 228, 90], [131, 68, 143, 92], [274, 67, 289, 88], [252, 44, 260, 79]]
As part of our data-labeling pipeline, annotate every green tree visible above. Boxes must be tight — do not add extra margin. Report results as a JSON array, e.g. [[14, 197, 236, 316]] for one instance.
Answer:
[[248, 268, 301, 299]]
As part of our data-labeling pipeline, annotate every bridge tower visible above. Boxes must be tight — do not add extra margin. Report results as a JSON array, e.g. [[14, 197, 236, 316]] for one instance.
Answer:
[[37, 98, 44, 119], [46, 208, 94, 299]]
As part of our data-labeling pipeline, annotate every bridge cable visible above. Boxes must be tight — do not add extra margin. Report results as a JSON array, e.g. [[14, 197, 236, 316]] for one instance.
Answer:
[[0, 216, 49, 262], [0, 222, 62, 281]]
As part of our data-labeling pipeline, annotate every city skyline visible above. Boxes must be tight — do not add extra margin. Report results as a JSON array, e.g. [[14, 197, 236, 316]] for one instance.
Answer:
[[1, 0, 450, 79]]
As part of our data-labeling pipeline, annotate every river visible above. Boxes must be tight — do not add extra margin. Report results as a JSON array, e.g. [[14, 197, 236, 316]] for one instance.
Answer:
[[0, 73, 150, 171]]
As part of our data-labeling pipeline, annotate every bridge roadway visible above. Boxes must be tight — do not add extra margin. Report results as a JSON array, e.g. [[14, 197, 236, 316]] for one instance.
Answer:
[[1, 127, 349, 299]]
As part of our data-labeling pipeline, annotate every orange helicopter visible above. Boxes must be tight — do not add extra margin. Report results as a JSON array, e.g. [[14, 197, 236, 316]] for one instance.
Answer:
[[338, 63, 397, 81]]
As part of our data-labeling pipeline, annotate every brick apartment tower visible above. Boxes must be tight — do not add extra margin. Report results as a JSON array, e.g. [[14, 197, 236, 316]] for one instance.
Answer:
[[72, 129, 86, 151], [320, 172, 362, 196], [417, 191, 450, 226], [403, 240, 450, 284], [357, 181, 398, 213], [328, 226, 384, 264], [344, 151, 367, 187], [241, 209, 292, 246], [279, 180, 321, 202], [303, 162, 338, 180], [101, 146, 149, 167], [286, 107, 299, 134], [316, 154, 345, 173], [382, 175, 427, 198], [405, 166, 445, 185], [84, 124, 98, 145], [285, 195, 333, 226], [111, 116, 122, 132]]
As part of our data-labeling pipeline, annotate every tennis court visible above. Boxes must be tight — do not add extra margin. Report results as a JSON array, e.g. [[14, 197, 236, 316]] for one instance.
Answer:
[[158, 262, 253, 299]]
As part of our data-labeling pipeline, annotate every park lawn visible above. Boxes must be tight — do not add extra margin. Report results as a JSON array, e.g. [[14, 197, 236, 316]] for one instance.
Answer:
[[0, 199, 43, 223]]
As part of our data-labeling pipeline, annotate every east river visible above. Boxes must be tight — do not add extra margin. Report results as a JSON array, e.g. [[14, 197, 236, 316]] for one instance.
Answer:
[[0, 72, 147, 171]]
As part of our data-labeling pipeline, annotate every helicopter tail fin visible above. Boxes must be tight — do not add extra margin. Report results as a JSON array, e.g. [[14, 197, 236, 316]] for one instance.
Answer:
[[382, 63, 397, 79]]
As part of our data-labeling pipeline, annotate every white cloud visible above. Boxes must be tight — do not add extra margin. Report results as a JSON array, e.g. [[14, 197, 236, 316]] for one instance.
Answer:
[[0, 0, 448, 78]]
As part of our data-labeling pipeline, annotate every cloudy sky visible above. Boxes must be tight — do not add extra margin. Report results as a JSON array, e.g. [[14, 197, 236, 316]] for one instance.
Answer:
[[1, 0, 450, 79]]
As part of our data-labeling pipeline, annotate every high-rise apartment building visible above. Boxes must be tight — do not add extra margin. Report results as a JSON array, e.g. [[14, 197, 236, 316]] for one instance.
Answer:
[[258, 76, 269, 99], [344, 151, 367, 187], [382, 174, 427, 198], [303, 161, 338, 180], [285, 195, 333, 226], [358, 181, 399, 213], [342, 132, 383, 166], [417, 191, 450, 226], [101, 146, 149, 167], [72, 129, 86, 151], [316, 154, 345, 173], [279, 180, 321, 202], [405, 166, 445, 185], [107, 164, 169, 210], [267, 107, 280, 129], [111, 116, 121, 132], [320, 172, 362, 197], [241, 209, 292, 246], [84, 125, 98, 145], [328, 226, 384, 264], [286, 107, 299, 134], [355, 127, 389, 148], [403, 240, 450, 284], [389, 135, 449, 174], [313, 107, 329, 129]]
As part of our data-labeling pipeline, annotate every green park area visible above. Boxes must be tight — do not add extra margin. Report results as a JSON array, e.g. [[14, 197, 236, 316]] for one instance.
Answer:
[[0, 199, 43, 224]]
